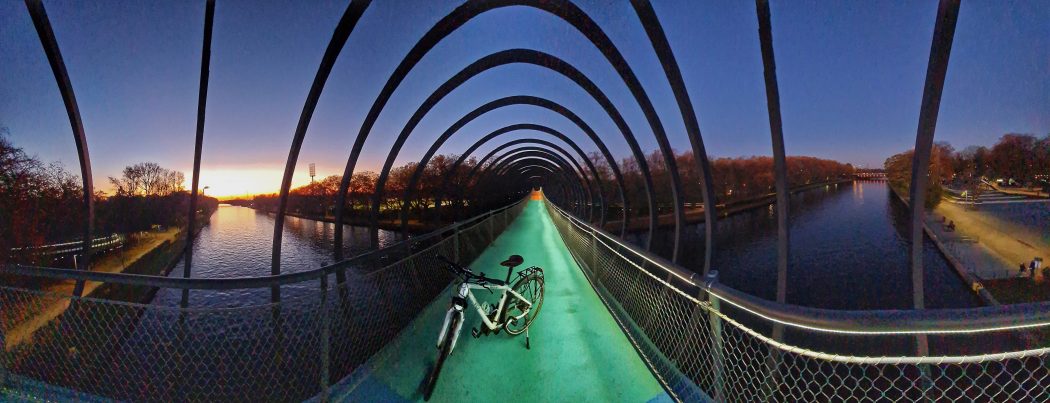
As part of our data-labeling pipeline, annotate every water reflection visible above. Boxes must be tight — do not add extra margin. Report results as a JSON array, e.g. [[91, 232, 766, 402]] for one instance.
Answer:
[[151, 205, 398, 307], [633, 181, 981, 310]]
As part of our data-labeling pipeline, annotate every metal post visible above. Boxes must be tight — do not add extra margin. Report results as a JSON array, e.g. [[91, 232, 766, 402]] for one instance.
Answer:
[[487, 210, 495, 243], [319, 274, 330, 402], [589, 229, 598, 277], [452, 223, 461, 263], [705, 271, 726, 402]]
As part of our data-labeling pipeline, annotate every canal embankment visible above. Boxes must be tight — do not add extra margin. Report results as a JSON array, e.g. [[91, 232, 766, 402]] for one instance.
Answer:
[[888, 188, 1000, 306], [226, 202, 431, 234], [605, 178, 854, 232], [3, 214, 213, 351]]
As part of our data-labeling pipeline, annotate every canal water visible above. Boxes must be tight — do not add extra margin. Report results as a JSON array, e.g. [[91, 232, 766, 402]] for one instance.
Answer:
[[151, 205, 399, 307], [159, 183, 986, 310], [634, 180, 983, 310]]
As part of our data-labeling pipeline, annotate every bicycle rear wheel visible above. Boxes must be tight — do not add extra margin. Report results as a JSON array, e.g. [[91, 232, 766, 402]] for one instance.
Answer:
[[423, 313, 459, 401], [504, 272, 544, 335]]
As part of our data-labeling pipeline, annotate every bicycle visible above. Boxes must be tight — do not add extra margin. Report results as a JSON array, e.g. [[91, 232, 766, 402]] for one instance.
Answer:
[[422, 254, 545, 401]]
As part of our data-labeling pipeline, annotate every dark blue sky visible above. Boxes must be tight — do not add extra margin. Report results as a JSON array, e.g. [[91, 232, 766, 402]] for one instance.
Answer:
[[1, 0, 1047, 196]]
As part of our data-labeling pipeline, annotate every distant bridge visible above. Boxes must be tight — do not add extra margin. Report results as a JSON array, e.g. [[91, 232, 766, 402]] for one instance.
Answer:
[[854, 171, 888, 180]]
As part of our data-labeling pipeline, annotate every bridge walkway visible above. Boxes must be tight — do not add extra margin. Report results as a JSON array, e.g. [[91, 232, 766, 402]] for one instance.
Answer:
[[335, 198, 669, 402]]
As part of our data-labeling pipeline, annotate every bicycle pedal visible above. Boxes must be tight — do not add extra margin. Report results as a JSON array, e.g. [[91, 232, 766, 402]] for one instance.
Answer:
[[471, 327, 480, 339]]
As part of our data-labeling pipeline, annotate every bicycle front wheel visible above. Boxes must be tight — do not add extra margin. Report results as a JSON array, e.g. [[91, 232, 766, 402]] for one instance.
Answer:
[[423, 313, 458, 401], [504, 272, 544, 335]]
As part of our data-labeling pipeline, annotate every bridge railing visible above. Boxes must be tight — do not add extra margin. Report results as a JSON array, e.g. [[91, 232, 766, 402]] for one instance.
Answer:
[[0, 198, 527, 402], [544, 197, 1050, 402]]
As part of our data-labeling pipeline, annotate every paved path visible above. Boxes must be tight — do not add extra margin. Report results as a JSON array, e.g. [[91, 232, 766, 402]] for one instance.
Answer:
[[935, 202, 1048, 280], [334, 199, 668, 402]]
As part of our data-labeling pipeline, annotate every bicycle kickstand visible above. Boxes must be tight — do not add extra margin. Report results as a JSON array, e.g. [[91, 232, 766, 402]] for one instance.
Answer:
[[525, 327, 531, 350]]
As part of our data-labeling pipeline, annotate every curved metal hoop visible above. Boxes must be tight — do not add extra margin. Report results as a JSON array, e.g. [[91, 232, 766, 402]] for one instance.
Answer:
[[270, 0, 372, 288], [357, 48, 660, 252], [497, 159, 581, 208], [391, 95, 629, 233], [401, 133, 610, 237], [25, 0, 96, 296], [332, 0, 691, 261], [490, 147, 594, 209], [488, 149, 591, 209]]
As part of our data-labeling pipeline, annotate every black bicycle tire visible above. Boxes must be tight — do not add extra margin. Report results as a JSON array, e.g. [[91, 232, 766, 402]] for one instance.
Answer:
[[423, 313, 458, 401]]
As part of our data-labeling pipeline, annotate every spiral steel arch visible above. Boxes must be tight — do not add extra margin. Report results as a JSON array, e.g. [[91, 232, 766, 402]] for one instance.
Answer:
[[493, 161, 576, 209], [19, 0, 964, 314], [490, 148, 583, 179], [495, 158, 583, 207], [24, 0, 95, 296], [489, 150, 591, 213], [359, 48, 660, 252], [460, 139, 578, 203], [421, 95, 633, 234], [463, 137, 603, 217], [504, 162, 580, 208], [493, 156, 587, 217], [270, 0, 371, 291], [399, 132, 610, 237], [332, 0, 696, 262], [426, 124, 616, 226], [412, 123, 615, 230], [514, 165, 571, 200], [630, 0, 719, 273], [489, 145, 596, 210], [391, 95, 628, 231]]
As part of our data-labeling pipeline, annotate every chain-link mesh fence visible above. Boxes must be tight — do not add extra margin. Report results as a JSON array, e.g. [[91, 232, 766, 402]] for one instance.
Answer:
[[0, 199, 527, 402], [544, 199, 1050, 402]]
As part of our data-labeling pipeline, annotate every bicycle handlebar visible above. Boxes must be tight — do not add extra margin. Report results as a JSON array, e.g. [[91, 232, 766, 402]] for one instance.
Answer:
[[436, 255, 497, 290], [436, 255, 471, 276]]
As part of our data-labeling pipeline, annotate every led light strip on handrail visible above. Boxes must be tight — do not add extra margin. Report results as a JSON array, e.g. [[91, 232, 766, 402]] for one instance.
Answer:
[[545, 196, 698, 286], [558, 210, 700, 303], [544, 196, 1050, 335], [704, 300, 1050, 365], [706, 283, 1050, 335]]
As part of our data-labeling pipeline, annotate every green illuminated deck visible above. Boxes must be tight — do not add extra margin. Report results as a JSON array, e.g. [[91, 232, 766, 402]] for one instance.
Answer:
[[335, 199, 668, 402]]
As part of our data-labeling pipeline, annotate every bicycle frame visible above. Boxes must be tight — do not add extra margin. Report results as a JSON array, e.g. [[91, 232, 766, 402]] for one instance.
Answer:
[[436, 281, 534, 353]]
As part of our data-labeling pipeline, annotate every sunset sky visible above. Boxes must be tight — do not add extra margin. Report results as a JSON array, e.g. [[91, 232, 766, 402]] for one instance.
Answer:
[[1, 0, 1047, 198]]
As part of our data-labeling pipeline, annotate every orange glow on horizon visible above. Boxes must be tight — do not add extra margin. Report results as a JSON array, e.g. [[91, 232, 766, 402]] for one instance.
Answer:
[[196, 168, 312, 200]]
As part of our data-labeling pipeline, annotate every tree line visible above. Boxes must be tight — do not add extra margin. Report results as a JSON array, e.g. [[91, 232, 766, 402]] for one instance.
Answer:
[[0, 130, 216, 266], [245, 149, 854, 228], [884, 133, 1050, 208]]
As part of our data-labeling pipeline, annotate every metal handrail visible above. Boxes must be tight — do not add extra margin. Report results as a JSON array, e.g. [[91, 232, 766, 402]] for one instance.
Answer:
[[0, 198, 525, 291], [545, 197, 1050, 335]]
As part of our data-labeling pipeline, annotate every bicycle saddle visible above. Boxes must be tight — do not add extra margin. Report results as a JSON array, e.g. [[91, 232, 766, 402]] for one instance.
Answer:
[[500, 255, 524, 268]]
